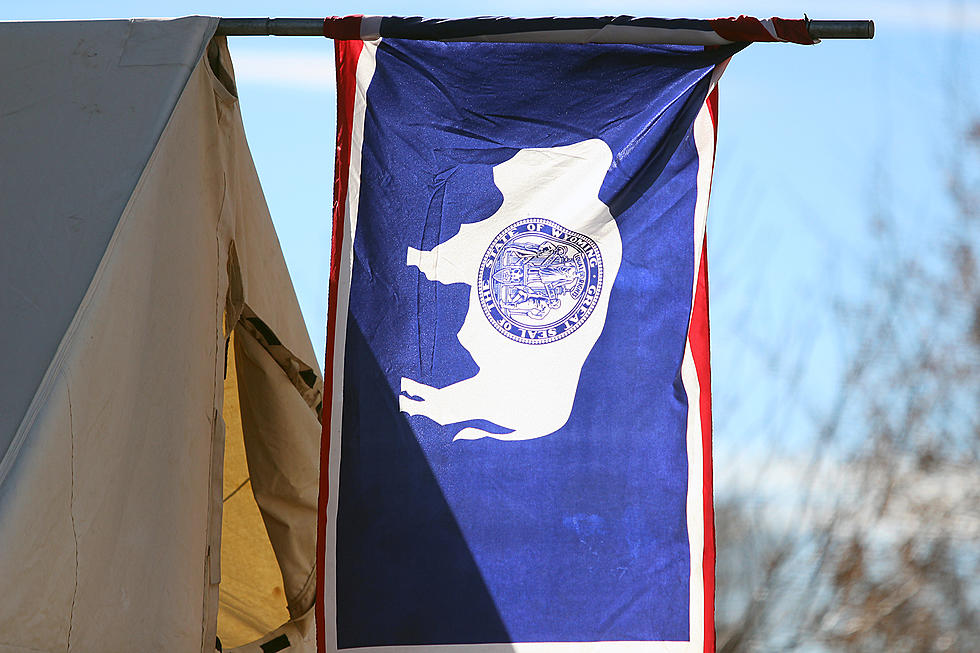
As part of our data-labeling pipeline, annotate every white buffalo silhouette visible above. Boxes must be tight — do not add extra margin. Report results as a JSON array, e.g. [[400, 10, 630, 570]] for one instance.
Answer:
[[399, 139, 622, 441]]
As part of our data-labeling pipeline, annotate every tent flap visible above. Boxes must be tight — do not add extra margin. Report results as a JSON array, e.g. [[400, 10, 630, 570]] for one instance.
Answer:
[[234, 323, 320, 617]]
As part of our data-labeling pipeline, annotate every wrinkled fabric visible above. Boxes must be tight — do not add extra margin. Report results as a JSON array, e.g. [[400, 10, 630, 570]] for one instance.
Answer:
[[323, 35, 727, 651]]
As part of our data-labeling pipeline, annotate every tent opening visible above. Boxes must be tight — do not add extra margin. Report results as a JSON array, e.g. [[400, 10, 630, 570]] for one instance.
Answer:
[[217, 326, 290, 647]]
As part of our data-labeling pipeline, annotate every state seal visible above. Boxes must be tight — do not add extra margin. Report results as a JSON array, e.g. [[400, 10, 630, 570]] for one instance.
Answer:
[[478, 218, 604, 345]]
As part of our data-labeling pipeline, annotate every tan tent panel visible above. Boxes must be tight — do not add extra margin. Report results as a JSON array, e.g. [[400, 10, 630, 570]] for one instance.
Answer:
[[0, 17, 321, 652]]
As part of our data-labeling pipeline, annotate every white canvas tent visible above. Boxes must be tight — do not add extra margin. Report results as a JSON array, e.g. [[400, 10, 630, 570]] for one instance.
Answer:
[[0, 17, 322, 652]]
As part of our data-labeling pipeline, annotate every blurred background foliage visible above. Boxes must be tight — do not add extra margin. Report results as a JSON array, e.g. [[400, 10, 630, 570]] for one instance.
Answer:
[[712, 46, 979, 653]]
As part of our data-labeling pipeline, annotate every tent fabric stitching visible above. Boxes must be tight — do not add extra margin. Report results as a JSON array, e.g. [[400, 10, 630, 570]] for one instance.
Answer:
[[204, 161, 232, 652], [288, 563, 318, 620], [66, 379, 78, 652]]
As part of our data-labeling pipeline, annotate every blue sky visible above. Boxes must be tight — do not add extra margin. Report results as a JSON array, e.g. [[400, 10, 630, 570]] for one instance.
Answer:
[[6, 1, 979, 468]]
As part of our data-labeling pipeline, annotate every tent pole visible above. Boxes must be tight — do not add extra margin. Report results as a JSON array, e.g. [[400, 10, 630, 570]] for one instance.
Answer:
[[216, 18, 324, 36], [214, 17, 875, 40]]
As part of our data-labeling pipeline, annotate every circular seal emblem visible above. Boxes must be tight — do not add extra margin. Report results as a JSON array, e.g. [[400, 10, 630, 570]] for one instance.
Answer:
[[478, 218, 604, 345]]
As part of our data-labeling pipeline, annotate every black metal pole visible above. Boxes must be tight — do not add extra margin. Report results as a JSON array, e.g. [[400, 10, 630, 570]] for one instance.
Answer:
[[216, 18, 325, 36], [808, 19, 874, 39], [214, 17, 876, 40]]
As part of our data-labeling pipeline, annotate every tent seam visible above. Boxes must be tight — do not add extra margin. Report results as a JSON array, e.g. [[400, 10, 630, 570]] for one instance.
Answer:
[[288, 563, 317, 618], [66, 380, 78, 653], [202, 168, 229, 652]]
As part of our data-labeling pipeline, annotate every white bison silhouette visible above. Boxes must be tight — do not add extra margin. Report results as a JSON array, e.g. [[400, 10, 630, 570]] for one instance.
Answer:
[[399, 139, 622, 441]]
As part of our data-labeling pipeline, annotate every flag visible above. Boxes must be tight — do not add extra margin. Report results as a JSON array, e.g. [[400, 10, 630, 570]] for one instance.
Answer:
[[318, 16, 747, 653]]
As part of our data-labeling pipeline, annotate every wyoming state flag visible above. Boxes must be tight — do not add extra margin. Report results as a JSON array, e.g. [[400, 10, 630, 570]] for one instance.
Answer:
[[316, 15, 766, 653]]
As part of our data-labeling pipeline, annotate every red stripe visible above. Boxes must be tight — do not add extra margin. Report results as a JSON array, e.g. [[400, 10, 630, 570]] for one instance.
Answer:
[[691, 88, 718, 653], [316, 34, 363, 653], [706, 87, 719, 149], [709, 15, 815, 44], [323, 15, 364, 40]]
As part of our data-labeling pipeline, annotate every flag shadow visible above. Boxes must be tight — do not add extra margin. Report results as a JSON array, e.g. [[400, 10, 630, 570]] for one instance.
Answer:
[[334, 318, 516, 650]]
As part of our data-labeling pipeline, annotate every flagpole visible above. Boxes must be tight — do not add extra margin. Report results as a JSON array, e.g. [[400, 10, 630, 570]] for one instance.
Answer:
[[214, 17, 875, 40], [217, 18, 324, 36], [810, 20, 875, 39]]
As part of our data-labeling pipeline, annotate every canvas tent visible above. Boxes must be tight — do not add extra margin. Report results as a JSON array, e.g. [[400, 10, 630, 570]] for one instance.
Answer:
[[0, 17, 322, 652]]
